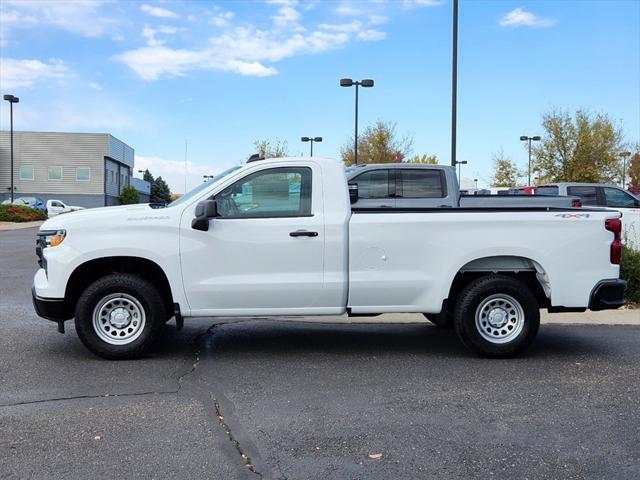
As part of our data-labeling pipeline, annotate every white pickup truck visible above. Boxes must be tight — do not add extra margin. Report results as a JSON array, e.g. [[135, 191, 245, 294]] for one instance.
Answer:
[[32, 157, 626, 360]]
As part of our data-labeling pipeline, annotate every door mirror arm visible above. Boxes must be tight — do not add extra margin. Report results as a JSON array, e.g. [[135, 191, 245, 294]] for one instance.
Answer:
[[191, 200, 218, 231]]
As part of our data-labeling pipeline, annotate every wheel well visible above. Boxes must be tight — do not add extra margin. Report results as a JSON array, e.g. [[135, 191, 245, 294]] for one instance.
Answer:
[[446, 256, 550, 314], [65, 257, 174, 316]]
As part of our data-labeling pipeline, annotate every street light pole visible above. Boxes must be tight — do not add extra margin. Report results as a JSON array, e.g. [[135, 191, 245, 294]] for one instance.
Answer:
[[340, 78, 374, 165], [3, 95, 19, 203], [451, 0, 458, 167], [520, 135, 541, 185], [301, 137, 322, 157], [455, 160, 467, 185], [620, 151, 631, 188]]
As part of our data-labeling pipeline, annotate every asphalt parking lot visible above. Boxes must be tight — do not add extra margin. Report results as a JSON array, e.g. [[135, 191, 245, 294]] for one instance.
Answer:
[[1, 227, 639, 479]]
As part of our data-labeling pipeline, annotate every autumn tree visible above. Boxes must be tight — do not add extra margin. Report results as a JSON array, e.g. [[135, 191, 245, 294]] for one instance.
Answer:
[[532, 109, 625, 183], [253, 138, 289, 158], [629, 152, 640, 189], [491, 149, 521, 187], [405, 154, 438, 164], [341, 120, 413, 166]]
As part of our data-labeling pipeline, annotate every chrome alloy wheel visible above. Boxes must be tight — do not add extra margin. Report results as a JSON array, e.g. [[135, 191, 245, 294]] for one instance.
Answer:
[[92, 293, 146, 345], [474, 294, 525, 344]]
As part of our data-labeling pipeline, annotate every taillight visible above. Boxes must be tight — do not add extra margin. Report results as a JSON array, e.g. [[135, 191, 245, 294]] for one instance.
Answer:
[[605, 218, 622, 264], [572, 199, 582, 208]]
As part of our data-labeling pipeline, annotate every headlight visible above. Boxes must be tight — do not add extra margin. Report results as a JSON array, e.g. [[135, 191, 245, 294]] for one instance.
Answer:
[[38, 229, 66, 248]]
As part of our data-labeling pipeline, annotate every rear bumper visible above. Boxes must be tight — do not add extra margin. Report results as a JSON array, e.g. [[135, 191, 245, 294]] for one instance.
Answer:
[[32, 286, 73, 322], [589, 279, 627, 311]]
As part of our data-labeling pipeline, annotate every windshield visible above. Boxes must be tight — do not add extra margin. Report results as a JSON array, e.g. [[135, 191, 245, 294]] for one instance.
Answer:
[[168, 166, 242, 207]]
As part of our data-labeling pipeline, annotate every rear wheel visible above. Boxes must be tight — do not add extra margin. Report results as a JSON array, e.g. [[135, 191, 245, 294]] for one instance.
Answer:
[[453, 275, 539, 358], [75, 273, 165, 360]]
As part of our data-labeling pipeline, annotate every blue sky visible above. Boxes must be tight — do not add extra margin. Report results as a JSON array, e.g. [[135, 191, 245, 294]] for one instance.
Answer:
[[1, 0, 639, 191]]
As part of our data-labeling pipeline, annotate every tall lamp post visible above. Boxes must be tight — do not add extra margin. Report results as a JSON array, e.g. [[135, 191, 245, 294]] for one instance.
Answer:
[[620, 151, 631, 188], [340, 78, 374, 165], [454, 160, 467, 185], [301, 136, 322, 157], [520, 135, 541, 186], [3, 94, 19, 202], [451, 0, 458, 167]]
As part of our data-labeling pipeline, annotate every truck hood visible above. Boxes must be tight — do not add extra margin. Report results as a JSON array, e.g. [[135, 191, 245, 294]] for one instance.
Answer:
[[40, 204, 167, 231]]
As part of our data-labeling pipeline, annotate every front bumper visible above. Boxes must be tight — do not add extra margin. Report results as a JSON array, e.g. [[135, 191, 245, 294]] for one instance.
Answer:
[[31, 286, 73, 323], [589, 279, 627, 311]]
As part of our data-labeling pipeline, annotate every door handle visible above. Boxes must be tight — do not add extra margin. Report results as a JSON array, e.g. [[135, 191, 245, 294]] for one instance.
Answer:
[[290, 230, 318, 237], [378, 205, 392, 208]]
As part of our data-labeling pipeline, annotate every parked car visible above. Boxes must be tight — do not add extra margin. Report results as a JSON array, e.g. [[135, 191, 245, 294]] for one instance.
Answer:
[[537, 183, 639, 248], [2, 197, 47, 213], [31, 157, 625, 360], [46, 199, 85, 217], [346, 164, 581, 209]]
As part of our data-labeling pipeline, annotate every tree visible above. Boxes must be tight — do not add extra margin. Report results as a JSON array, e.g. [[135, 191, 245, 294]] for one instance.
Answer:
[[253, 138, 289, 158], [151, 176, 171, 204], [141, 169, 154, 183], [119, 186, 140, 205], [491, 149, 521, 187], [532, 109, 625, 183], [341, 120, 413, 166], [629, 152, 640, 189], [405, 154, 438, 164]]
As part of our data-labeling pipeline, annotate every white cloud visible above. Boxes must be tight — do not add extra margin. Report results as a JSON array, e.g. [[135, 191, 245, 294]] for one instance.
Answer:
[[0, 57, 70, 89], [499, 8, 556, 28], [334, 5, 364, 16], [2, 0, 117, 38], [140, 4, 180, 19], [368, 14, 388, 25], [318, 21, 362, 33], [211, 11, 235, 28], [141, 24, 181, 46], [272, 6, 301, 27], [88, 82, 102, 90], [357, 29, 386, 41], [115, 24, 358, 80], [402, 0, 444, 8], [135, 155, 237, 194]]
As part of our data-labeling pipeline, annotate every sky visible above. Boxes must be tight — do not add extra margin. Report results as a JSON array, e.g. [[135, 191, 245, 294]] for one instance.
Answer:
[[1, 0, 639, 192]]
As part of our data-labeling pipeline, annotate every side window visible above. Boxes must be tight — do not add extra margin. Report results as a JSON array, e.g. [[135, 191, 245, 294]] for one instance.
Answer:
[[20, 165, 34, 180], [48, 166, 63, 181], [535, 186, 559, 195], [604, 187, 638, 208], [76, 167, 90, 181], [567, 186, 599, 206], [52, 201, 63, 208], [216, 167, 312, 218], [353, 170, 390, 199], [398, 169, 446, 198]]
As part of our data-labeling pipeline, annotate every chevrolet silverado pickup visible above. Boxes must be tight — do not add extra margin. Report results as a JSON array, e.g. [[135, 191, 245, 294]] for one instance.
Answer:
[[32, 157, 626, 360]]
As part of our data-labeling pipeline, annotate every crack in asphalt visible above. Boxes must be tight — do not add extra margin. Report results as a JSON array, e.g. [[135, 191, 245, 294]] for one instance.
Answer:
[[214, 396, 262, 478], [0, 322, 217, 409]]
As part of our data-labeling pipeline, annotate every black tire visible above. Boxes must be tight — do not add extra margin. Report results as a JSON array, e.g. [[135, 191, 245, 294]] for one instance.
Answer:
[[453, 275, 539, 358], [74, 273, 166, 360]]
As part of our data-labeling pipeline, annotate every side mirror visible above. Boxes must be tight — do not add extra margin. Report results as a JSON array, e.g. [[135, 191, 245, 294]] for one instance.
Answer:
[[348, 183, 359, 204], [191, 200, 218, 231]]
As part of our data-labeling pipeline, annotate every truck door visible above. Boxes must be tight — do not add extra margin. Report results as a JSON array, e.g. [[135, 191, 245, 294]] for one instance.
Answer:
[[180, 164, 327, 315]]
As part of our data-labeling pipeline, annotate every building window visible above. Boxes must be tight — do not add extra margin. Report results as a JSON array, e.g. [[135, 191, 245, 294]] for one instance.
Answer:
[[48, 166, 63, 181], [76, 167, 90, 181], [19, 165, 34, 180]]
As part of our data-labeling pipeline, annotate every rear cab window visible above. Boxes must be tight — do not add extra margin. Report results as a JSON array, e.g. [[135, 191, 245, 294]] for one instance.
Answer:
[[567, 186, 599, 206], [397, 169, 446, 198]]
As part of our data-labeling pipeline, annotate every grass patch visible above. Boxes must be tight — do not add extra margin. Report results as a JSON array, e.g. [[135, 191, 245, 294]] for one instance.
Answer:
[[0, 204, 47, 222], [621, 246, 640, 304]]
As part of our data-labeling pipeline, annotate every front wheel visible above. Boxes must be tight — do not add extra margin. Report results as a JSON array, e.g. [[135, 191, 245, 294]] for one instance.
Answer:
[[453, 275, 539, 358], [75, 273, 166, 360]]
